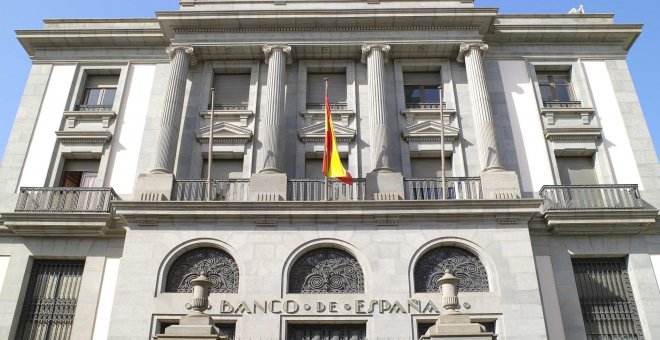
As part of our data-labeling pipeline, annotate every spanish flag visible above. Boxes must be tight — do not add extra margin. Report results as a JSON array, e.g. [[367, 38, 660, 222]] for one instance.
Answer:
[[323, 84, 353, 185]]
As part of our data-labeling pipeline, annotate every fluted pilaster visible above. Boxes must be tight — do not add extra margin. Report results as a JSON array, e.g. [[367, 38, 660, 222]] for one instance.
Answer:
[[259, 45, 291, 173], [361, 44, 392, 172], [151, 46, 195, 174], [458, 43, 502, 172]]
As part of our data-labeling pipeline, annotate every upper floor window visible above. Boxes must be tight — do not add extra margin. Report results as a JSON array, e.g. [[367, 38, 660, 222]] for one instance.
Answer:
[[404, 72, 441, 109], [77, 75, 118, 111], [165, 247, 239, 293], [60, 159, 100, 188], [307, 72, 347, 110], [414, 246, 489, 293], [211, 73, 251, 110], [555, 156, 597, 185], [537, 70, 578, 108], [288, 248, 364, 294]]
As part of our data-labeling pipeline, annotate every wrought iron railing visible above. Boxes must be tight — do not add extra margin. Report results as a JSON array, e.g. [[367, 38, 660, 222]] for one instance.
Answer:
[[173, 179, 250, 201], [543, 101, 582, 109], [207, 103, 249, 111], [306, 102, 348, 110], [74, 104, 113, 111], [539, 185, 645, 210], [288, 178, 366, 201], [15, 187, 118, 213], [405, 102, 447, 109], [404, 177, 482, 200]]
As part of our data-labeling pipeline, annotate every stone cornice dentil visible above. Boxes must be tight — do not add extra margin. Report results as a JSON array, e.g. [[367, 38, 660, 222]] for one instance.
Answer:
[[263, 44, 293, 64], [457, 42, 488, 63], [360, 44, 391, 63], [166, 45, 197, 64]]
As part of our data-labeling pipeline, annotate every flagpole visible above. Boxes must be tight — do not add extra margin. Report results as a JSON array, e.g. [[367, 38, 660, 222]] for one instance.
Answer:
[[439, 86, 446, 200], [324, 78, 329, 202], [207, 88, 215, 202]]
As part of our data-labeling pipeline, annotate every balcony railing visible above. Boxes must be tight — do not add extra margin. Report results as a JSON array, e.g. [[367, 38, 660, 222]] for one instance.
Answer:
[[405, 102, 447, 109], [173, 179, 250, 201], [404, 177, 482, 200], [207, 103, 249, 111], [543, 101, 582, 109], [539, 185, 645, 210], [74, 104, 113, 112], [15, 187, 118, 213], [288, 178, 366, 201], [305, 102, 348, 110]]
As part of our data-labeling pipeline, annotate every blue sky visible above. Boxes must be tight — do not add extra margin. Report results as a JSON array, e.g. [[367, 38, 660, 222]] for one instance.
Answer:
[[0, 0, 658, 162]]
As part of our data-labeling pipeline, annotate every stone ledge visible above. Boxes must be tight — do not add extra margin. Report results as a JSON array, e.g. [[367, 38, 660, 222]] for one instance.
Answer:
[[543, 209, 659, 235], [0, 212, 118, 237]]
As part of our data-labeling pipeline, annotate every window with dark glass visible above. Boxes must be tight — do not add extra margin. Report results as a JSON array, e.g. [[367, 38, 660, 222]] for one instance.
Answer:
[[307, 72, 347, 109], [15, 260, 85, 340], [572, 258, 644, 339], [537, 71, 575, 104], [287, 324, 366, 340], [403, 72, 441, 109], [211, 73, 250, 110], [77, 75, 118, 111]]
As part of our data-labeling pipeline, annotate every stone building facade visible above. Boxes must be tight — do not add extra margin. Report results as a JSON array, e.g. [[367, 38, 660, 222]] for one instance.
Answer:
[[0, 0, 659, 339]]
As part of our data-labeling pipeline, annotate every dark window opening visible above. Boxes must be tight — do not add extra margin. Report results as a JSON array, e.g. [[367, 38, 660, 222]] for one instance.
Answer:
[[287, 324, 366, 340]]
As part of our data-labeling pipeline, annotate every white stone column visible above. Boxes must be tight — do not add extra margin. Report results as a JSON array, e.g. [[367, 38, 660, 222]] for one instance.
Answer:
[[361, 44, 392, 172], [151, 45, 195, 174], [458, 43, 502, 172], [259, 45, 291, 173]]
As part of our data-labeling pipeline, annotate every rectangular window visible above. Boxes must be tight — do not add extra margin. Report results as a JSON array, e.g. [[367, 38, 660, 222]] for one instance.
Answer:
[[211, 73, 250, 110], [410, 157, 452, 178], [555, 156, 597, 185], [60, 159, 100, 188], [15, 260, 85, 340], [305, 157, 348, 180], [287, 324, 366, 340], [201, 159, 244, 179], [537, 71, 575, 105], [307, 73, 347, 109], [572, 258, 644, 339], [78, 75, 118, 111], [404, 72, 441, 109]]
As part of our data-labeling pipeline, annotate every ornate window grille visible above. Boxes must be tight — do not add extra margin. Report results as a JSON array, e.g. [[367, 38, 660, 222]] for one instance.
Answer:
[[288, 248, 364, 294], [414, 246, 489, 293], [165, 247, 239, 293], [573, 258, 644, 339], [287, 324, 366, 340], [15, 260, 85, 340]]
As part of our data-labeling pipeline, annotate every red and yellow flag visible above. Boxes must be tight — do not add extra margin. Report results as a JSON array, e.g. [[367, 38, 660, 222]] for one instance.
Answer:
[[323, 92, 353, 185]]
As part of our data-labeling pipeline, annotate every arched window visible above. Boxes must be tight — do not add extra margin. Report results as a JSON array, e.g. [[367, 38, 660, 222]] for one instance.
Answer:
[[165, 247, 239, 293], [414, 246, 488, 293], [289, 248, 364, 293]]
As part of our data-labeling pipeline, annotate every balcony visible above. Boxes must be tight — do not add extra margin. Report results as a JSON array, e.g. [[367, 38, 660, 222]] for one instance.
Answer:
[[74, 104, 113, 112], [404, 177, 482, 200], [4, 187, 120, 237], [405, 102, 447, 109], [16, 187, 118, 213], [542, 101, 582, 109], [306, 102, 348, 110], [288, 178, 366, 201], [207, 103, 249, 111], [173, 179, 250, 201], [538, 185, 657, 235]]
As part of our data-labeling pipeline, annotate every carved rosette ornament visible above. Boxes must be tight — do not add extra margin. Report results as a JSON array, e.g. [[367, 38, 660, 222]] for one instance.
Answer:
[[289, 248, 365, 294], [414, 246, 489, 293], [166, 247, 239, 293]]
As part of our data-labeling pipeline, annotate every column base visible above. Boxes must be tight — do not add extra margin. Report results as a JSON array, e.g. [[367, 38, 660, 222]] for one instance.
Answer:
[[480, 170, 521, 199], [249, 173, 287, 201], [154, 314, 227, 340], [420, 313, 494, 340], [135, 173, 175, 201], [366, 171, 404, 200]]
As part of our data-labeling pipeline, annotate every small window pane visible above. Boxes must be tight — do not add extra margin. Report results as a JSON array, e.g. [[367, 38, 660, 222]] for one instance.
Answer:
[[84, 88, 102, 105], [101, 88, 116, 106]]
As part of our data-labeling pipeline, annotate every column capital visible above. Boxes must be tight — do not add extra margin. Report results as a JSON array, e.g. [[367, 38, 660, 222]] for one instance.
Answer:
[[165, 45, 197, 64], [457, 42, 488, 63], [361, 43, 391, 63], [262, 45, 292, 64]]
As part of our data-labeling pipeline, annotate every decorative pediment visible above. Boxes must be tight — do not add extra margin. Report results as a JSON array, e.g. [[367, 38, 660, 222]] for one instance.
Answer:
[[401, 121, 459, 142], [196, 122, 252, 144], [298, 122, 356, 143], [544, 127, 602, 142]]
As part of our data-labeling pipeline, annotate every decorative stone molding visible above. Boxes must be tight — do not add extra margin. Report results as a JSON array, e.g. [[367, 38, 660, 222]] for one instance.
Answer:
[[457, 42, 488, 63], [374, 214, 399, 226], [262, 45, 292, 64], [298, 122, 356, 144], [360, 44, 391, 63], [55, 131, 112, 145], [195, 122, 253, 145], [166, 45, 196, 65], [64, 110, 116, 129], [199, 109, 254, 127], [401, 121, 459, 143]]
